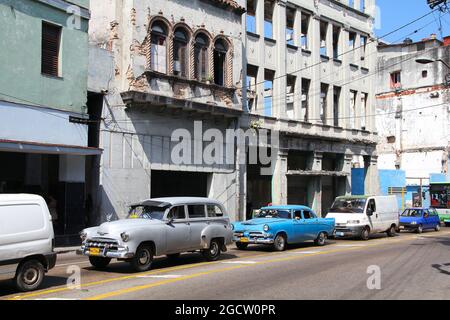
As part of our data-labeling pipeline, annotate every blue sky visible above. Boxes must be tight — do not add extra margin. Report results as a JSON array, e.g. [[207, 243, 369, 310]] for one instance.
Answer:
[[376, 0, 450, 43]]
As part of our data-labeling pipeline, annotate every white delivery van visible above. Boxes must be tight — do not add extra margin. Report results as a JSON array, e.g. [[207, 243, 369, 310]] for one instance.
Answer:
[[326, 195, 399, 240], [0, 194, 57, 291]]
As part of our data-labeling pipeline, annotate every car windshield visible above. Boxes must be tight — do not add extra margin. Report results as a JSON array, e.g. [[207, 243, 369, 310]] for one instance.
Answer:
[[127, 205, 166, 220], [330, 198, 367, 214], [256, 209, 291, 219], [401, 209, 422, 217]]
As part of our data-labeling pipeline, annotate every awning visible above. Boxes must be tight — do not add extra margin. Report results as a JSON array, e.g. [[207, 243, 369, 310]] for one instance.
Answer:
[[0, 139, 103, 156]]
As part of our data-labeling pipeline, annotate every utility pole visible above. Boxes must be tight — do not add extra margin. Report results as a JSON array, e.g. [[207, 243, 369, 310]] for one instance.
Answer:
[[427, 0, 448, 9]]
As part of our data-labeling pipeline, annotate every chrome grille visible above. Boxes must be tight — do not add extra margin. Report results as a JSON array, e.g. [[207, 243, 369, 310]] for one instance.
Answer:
[[86, 238, 119, 251]]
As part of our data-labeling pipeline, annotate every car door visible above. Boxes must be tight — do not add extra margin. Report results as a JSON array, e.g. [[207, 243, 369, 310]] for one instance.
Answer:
[[165, 205, 191, 253], [422, 209, 432, 229], [429, 208, 440, 227], [292, 210, 306, 243], [187, 204, 208, 249], [366, 198, 381, 232], [299, 210, 317, 240]]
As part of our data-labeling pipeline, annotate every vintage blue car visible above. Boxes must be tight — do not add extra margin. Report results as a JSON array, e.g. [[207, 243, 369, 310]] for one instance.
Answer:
[[399, 208, 441, 233], [231, 205, 335, 251]]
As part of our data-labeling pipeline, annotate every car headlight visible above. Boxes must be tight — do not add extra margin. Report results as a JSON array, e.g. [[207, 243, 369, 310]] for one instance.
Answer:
[[411, 221, 417, 225], [121, 232, 130, 242], [79, 231, 87, 242], [263, 224, 270, 232], [347, 220, 360, 224]]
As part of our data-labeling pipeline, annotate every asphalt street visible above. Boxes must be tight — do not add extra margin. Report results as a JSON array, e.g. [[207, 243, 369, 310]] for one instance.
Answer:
[[1, 228, 450, 300]]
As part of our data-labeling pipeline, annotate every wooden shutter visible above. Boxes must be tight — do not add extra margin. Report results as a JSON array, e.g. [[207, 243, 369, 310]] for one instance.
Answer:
[[42, 22, 61, 76], [179, 46, 187, 78]]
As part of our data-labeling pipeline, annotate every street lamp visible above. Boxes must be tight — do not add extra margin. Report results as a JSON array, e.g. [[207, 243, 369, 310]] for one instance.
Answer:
[[416, 57, 450, 85]]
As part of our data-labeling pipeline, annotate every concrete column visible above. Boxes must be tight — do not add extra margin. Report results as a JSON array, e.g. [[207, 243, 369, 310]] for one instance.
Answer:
[[326, 21, 333, 58], [272, 149, 288, 205], [364, 155, 380, 195], [310, 16, 321, 124], [354, 33, 361, 66], [342, 29, 350, 130], [354, 0, 361, 10], [293, 8, 302, 47], [255, 0, 265, 115], [274, 1, 287, 119], [343, 153, 353, 195], [354, 90, 362, 130], [308, 177, 322, 216]]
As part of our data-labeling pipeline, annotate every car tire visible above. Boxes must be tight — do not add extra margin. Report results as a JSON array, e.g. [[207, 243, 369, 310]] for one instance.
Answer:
[[273, 234, 287, 251], [166, 253, 181, 260], [435, 223, 441, 232], [314, 232, 327, 246], [235, 242, 248, 250], [387, 225, 396, 237], [416, 224, 423, 234], [131, 245, 154, 272], [15, 260, 45, 292], [202, 239, 221, 261], [360, 227, 370, 241], [89, 256, 111, 269]]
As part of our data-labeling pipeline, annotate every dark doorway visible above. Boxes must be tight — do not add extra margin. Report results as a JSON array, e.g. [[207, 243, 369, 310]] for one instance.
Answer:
[[151, 170, 208, 198], [288, 176, 309, 205]]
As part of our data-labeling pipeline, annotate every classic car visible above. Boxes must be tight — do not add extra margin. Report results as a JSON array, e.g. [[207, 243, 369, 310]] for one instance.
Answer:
[[399, 207, 441, 233], [77, 197, 233, 272], [232, 205, 335, 251]]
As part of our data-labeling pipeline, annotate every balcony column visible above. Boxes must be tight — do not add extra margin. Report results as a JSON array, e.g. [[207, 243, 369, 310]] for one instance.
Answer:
[[255, 0, 265, 115], [272, 149, 288, 205], [342, 29, 351, 130], [273, 0, 287, 119]]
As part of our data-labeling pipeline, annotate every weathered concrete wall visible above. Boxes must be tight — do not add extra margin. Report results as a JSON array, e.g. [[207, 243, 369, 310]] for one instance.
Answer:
[[0, 0, 89, 115], [88, 0, 245, 222], [376, 40, 450, 182]]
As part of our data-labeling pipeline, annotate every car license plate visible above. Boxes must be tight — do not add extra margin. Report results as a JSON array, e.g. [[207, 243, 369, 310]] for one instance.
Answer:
[[336, 232, 345, 237], [399, 226, 405, 230], [89, 248, 101, 256], [240, 237, 249, 243]]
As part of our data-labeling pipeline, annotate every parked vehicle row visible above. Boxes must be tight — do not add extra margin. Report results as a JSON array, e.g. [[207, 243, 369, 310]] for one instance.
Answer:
[[0, 194, 446, 292]]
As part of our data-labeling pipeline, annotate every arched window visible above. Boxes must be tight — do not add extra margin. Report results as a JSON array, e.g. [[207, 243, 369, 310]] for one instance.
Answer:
[[213, 39, 228, 86], [173, 27, 189, 78], [150, 21, 168, 73], [194, 33, 209, 81]]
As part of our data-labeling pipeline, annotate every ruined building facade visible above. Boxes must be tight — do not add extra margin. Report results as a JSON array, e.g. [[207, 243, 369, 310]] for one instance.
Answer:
[[88, 0, 380, 222]]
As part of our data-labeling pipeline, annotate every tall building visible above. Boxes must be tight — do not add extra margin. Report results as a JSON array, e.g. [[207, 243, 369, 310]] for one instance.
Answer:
[[0, 0, 95, 244], [88, 0, 246, 222], [376, 35, 450, 207], [242, 0, 379, 216]]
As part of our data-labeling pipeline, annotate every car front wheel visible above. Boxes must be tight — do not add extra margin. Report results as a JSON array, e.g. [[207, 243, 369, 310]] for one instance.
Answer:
[[435, 223, 441, 232], [273, 234, 287, 251], [15, 260, 45, 292], [360, 227, 370, 241], [416, 225, 423, 234], [131, 245, 154, 272], [314, 232, 327, 246], [89, 256, 111, 269], [202, 239, 221, 261]]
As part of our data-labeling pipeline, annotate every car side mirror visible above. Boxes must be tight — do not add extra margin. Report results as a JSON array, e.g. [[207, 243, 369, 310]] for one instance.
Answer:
[[367, 209, 373, 217], [166, 218, 174, 225]]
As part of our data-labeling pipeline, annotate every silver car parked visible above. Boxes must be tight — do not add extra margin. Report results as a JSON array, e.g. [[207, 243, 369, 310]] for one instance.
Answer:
[[77, 197, 233, 272]]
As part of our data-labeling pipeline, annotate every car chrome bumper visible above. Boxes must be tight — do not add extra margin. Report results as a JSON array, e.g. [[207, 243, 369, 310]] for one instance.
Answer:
[[334, 225, 364, 237], [77, 245, 134, 259], [233, 237, 274, 244]]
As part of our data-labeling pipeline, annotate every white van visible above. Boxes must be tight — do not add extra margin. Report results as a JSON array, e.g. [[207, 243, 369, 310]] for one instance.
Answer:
[[0, 194, 57, 291], [326, 195, 399, 240]]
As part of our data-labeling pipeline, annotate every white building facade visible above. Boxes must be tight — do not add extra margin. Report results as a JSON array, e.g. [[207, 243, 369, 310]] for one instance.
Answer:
[[376, 37, 450, 187], [242, 0, 380, 217]]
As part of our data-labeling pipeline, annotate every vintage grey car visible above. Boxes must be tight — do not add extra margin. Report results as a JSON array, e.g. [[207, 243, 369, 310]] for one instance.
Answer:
[[77, 197, 233, 272]]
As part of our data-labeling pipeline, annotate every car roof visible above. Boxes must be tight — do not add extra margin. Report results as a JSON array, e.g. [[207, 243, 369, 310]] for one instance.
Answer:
[[403, 207, 429, 210], [260, 205, 312, 211], [0, 193, 45, 202], [130, 197, 223, 207]]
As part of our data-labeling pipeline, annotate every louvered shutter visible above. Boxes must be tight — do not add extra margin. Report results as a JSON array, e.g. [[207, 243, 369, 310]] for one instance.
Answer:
[[42, 23, 61, 76]]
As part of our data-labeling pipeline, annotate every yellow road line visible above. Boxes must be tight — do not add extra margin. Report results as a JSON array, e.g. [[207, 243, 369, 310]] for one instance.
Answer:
[[8, 230, 450, 300], [5, 251, 273, 300], [86, 231, 450, 300]]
